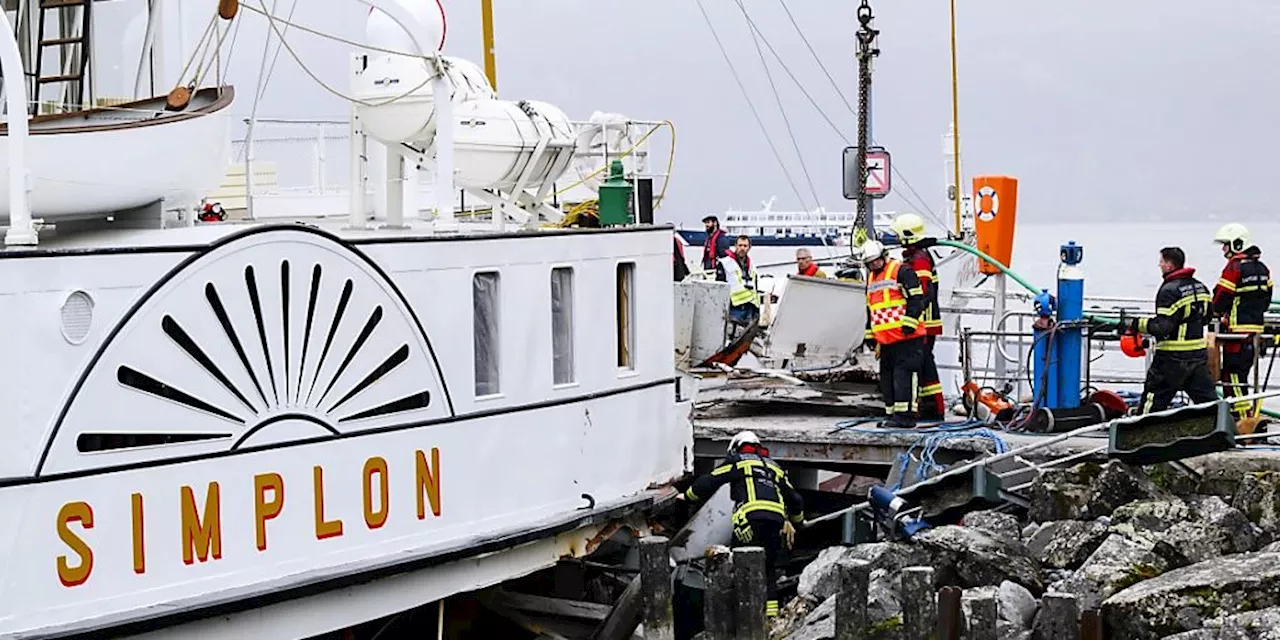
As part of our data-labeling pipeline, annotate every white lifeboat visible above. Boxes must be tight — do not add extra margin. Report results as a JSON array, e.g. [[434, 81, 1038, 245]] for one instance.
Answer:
[[0, 87, 233, 220]]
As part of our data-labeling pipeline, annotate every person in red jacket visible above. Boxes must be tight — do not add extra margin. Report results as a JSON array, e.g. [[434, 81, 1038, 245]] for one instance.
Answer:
[[891, 213, 945, 420], [1212, 223, 1273, 419]]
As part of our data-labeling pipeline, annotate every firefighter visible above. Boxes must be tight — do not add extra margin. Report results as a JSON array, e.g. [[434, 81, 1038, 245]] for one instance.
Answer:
[[862, 240, 928, 428], [891, 213, 945, 420], [1212, 223, 1273, 418], [717, 235, 760, 327], [679, 430, 804, 619], [1124, 247, 1218, 413], [701, 215, 733, 271]]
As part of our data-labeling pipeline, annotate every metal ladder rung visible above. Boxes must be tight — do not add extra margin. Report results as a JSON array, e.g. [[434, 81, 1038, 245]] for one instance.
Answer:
[[40, 36, 84, 46]]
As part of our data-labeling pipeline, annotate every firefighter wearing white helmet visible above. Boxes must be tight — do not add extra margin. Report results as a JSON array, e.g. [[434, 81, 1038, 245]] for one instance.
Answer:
[[863, 236, 929, 428], [681, 430, 804, 619], [892, 213, 946, 420], [1212, 223, 1273, 419]]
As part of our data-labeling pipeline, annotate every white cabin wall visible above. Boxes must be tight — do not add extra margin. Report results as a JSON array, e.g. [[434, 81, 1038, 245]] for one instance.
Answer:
[[362, 229, 674, 413], [0, 252, 191, 478], [0, 228, 679, 484]]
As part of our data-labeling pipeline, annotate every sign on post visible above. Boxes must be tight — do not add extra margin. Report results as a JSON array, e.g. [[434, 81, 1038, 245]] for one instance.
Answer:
[[842, 146, 891, 200]]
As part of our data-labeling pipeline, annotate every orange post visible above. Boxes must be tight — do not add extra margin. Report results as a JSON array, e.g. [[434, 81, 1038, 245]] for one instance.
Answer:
[[972, 175, 1018, 275]]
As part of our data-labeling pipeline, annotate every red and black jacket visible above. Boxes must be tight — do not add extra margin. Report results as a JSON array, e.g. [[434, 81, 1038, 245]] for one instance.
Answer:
[[902, 244, 942, 336], [1213, 247, 1272, 335]]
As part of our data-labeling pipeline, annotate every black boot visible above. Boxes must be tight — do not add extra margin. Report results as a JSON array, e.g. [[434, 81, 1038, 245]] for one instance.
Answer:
[[883, 414, 917, 429]]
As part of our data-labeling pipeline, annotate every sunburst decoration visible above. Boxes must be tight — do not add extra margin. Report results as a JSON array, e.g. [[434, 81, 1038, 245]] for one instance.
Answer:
[[115, 260, 432, 432]]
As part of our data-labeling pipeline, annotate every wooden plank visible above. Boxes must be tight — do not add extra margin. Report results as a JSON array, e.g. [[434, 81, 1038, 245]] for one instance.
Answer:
[[490, 590, 613, 622], [592, 575, 642, 640]]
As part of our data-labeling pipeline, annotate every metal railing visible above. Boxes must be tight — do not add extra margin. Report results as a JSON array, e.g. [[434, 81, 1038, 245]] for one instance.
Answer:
[[226, 117, 673, 214], [944, 286, 1280, 405]]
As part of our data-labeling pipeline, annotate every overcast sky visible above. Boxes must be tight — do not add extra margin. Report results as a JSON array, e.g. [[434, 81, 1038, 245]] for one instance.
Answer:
[[192, 0, 1280, 226]]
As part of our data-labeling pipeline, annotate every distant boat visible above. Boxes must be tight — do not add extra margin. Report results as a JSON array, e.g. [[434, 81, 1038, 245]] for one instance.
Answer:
[[674, 197, 899, 247]]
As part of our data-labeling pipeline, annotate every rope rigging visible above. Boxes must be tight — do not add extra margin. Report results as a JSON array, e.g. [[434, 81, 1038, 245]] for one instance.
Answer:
[[774, 0, 942, 228], [733, 0, 821, 214], [694, 0, 810, 212], [728, 2, 940, 224]]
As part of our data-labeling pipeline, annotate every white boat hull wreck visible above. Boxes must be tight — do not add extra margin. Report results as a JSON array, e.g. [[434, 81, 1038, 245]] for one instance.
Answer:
[[0, 222, 688, 639]]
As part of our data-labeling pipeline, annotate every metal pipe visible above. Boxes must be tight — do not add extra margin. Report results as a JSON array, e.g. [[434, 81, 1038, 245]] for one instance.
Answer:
[[0, 10, 35, 246], [431, 67, 456, 229]]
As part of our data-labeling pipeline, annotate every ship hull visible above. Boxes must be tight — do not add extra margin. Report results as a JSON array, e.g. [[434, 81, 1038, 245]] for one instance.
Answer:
[[0, 223, 689, 639]]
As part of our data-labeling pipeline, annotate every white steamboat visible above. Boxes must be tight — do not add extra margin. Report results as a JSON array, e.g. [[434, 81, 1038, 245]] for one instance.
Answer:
[[0, 1, 686, 638]]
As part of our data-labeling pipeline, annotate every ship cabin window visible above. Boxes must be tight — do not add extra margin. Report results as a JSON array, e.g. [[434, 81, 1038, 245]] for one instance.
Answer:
[[551, 267, 576, 385], [616, 262, 636, 370], [473, 271, 501, 396]]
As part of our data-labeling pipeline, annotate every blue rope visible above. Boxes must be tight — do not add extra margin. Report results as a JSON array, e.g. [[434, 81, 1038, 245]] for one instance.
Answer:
[[884, 427, 1009, 492]]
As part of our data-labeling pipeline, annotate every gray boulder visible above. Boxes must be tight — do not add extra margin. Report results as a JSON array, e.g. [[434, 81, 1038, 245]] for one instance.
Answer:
[[780, 583, 904, 640], [1145, 462, 1202, 496], [962, 510, 1023, 542], [1029, 463, 1102, 523], [1164, 607, 1280, 639], [960, 581, 1038, 631], [915, 525, 1043, 594], [1029, 520, 1111, 570], [1196, 453, 1280, 497], [1053, 534, 1169, 611], [795, 543, 930, 605], [1085, 460, 1177, 519], [1232, 471, 1280, 545], [1111, 497, 1259, 566], [1101, 552, 1280, 640]]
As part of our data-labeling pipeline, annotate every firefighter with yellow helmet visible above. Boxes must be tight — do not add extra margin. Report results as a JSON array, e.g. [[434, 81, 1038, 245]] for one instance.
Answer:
[[889, 213, 945, 420], [1212, 223, 1273, 419]]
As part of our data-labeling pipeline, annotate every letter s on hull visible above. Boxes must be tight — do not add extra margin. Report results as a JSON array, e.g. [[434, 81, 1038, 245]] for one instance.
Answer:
[[56, 501, 94, 587]]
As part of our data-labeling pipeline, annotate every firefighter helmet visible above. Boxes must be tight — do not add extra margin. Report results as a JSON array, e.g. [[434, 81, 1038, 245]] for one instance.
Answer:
[[890, 213, 927, 245], [859, 240, 888, 266], [1214, 223, 1251, 255], [728, 430, 761, 454], [1120, 332, 1149, 358]]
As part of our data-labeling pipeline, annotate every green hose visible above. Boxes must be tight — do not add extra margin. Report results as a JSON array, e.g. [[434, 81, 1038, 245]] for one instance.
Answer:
[[935, 239, 1118, 326], [936, 238, 1280, 419]]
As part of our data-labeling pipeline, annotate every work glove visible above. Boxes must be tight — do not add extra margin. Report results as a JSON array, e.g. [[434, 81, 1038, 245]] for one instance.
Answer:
[[902, 324, 916, 336], [782, 521, 796, 549]]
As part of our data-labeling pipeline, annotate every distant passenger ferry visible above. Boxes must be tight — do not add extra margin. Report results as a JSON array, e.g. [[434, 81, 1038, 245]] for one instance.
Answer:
[[674, 198, 900, 247]]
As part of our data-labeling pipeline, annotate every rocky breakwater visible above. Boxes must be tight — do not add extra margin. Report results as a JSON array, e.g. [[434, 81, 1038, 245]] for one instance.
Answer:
[[771, 454, 1280, 640]]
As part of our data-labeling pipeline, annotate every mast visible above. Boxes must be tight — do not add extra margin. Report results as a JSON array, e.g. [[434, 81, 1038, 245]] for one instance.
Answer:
[[480, 0, 496, 93], [948, 0, 963, 235]]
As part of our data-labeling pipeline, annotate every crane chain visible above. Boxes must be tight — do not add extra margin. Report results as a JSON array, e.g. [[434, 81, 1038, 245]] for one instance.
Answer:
[[852, 0, 879, 249]]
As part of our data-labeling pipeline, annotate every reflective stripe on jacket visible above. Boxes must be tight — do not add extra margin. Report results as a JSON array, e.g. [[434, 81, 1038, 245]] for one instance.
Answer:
[[720, 254, 759, 307], [685, 449, 805, 524], [1213, 248, 1272, 335], [867, 259, 925, 345], [903, 245, 942, 336], [1137, 267, 1213, 352]]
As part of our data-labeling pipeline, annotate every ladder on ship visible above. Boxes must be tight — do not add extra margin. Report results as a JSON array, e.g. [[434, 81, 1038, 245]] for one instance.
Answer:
[[30, 0, 92, 115]]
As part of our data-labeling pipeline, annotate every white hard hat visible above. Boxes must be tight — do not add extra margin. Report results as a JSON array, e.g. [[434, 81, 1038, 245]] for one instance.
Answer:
[[1214, 223, 1251, 254], [859, 240, 887, 266], [728, 430, 761, 453]]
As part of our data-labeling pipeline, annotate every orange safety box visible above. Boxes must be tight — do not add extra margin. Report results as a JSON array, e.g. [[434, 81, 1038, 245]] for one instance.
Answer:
[[972, 175, 1018, 276]]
